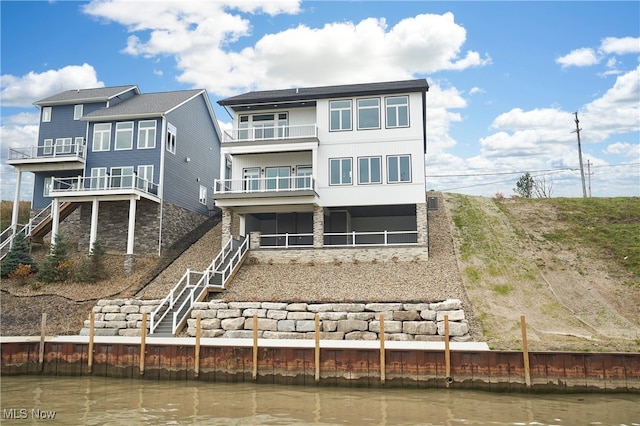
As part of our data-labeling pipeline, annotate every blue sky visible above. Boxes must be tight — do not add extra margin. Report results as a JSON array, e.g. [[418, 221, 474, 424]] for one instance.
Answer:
[[1, 0, 638, 201]]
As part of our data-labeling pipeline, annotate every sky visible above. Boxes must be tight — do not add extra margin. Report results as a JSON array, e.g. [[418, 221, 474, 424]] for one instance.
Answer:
[[1, 0, 639, 202]]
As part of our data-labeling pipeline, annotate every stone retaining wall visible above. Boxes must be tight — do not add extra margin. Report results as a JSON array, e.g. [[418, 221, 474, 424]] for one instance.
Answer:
[[81, 299, 470, 342]]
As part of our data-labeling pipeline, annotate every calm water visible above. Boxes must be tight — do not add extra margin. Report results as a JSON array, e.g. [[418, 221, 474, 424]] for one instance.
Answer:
[[1, 376, 639, 425]]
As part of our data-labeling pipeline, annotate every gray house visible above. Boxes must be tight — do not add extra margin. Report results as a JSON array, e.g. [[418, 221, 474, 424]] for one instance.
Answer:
[[6, 85, 221, 271]]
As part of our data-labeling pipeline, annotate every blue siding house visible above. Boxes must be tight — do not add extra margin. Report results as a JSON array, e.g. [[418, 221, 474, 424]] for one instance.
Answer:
[[7, 86, 221, 272]]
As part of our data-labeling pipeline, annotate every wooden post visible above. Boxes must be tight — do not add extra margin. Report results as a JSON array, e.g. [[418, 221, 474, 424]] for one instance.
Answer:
[[380, 314, 386, 385], [88, 313, 95, 374], [521, 315, 531, 388], [252, 314, 258, 381], [444, 314, 451, 387], [194, 314, 201, 378], [39, 312, 47, 371], [139, 314, 147, 375], [315, 314, 320, 382]]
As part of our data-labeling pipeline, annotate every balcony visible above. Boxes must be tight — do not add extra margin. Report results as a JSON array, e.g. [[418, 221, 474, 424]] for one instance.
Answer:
[[7, 143, 86, 172], [214, 175, 315, 198], [222, 124, 318, 143], [49, 175, 159, 202]]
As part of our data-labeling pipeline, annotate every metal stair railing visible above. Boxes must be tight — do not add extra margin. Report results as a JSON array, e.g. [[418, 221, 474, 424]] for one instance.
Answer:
[[0, 202, 53, 260], [149, 236, 249, 335]]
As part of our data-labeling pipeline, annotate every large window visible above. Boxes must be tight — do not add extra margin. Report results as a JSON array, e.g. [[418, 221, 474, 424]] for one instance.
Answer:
[[115, 122, 134, 150], [43, 177, 52, 197], [243, 168, 260, 191], [386, 96, 409, 128], [110, 166, 134, 188], [296, 165, 312, 189], [137, 165, 154, 192], [357, 98, 380, 130], [42, 107, 51, 123], [92, 123, 111, 152], [166, 123, 177, 154], [55, 138, 72, 154], [266, 167, 290, 190], [330, 158, 352, 185], [358, 156, 381, 184], [90, 167, 107, 190], [74, 105, 83, 120], [199, 185, 207, 205], [137, 120, 156, 149], [43, 139, 53, 155], [330, 100, 352, 131], [387, 155, 411, 183]]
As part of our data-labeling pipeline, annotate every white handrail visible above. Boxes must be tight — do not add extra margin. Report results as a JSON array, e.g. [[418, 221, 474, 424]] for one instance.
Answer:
[[0, 202, 53, 256], [214, 176, 314, 194], [149, 269, 202, 333], [222, 123, 317, 142], [324, 230, 418, 247]]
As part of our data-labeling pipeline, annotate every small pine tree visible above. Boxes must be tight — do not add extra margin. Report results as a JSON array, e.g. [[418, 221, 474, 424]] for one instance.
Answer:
[[76, 240, 108, 283], [1, 232, 37, 278], [514, 173, 534, 198], [38, 233, 72, 283]]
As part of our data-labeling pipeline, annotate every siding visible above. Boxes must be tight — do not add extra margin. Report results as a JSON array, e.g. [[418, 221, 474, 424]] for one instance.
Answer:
[[163, 93, 220, 216], [38, 103, 104, 144], [32, 171, 80, 209]]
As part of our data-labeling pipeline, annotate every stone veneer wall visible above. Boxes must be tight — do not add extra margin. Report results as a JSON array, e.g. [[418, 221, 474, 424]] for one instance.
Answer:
[[81, 299, 470, 342], [160, 201, 213, 252], [247, 246, 428, 263]]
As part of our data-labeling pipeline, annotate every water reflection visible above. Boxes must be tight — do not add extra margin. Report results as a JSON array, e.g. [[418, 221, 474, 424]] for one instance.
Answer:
[[1, 376, 638, 425]]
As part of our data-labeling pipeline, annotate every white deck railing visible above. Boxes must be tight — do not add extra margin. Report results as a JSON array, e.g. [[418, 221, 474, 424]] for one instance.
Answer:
[[0, 202, 53, 258], [260, 233, 314, 248], [324, 231, 418, 247], [214, 175, 314, 195], [8, 143, 86, 162], [222, 124, 317, 143], [50, 175, 159, 197]]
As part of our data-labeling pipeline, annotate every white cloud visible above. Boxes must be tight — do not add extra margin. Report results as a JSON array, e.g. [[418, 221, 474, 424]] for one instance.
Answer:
[[82, 1, 490, 96], [0, 64, 103, 107], [0, 114, 39, 202], [605, 142, 640, 158], [599, 36, 640, 55], [469, 87, 485, 96], [556, 47, 599, 68]]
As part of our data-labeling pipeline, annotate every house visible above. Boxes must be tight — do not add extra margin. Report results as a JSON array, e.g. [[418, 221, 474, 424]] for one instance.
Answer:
[[215, 79, 429, 260], [6, 85, 221, 272]]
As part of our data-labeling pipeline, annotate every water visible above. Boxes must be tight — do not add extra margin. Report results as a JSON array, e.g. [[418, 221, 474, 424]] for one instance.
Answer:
[[1, 376, 638, 425]]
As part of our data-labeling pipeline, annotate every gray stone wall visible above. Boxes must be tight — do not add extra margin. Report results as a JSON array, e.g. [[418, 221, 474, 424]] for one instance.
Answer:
[[80, 298, 470, 341], [247, 246, 428, 263], [186, 299, 470, 341], [160, 201, 211, 252]]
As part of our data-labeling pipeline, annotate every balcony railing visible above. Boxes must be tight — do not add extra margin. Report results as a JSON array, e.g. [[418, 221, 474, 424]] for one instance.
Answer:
[[50, 175, 159, 197], [8, 142, 86, 162], [222, 124, 317, 143], [261, 233, 314, 248], [214, 175, 314, 195], [324, 231, 418, 247]]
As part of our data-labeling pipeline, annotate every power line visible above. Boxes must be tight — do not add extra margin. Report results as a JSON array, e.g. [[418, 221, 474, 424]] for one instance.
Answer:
[[425, 162, 639, 178]]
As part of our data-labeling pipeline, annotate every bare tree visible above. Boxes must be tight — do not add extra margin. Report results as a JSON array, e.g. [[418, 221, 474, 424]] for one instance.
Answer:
[[533, 175, 554, 198]]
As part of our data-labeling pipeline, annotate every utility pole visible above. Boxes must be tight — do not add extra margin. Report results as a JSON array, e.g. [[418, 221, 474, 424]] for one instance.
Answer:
[[573, 112, 587, 198]]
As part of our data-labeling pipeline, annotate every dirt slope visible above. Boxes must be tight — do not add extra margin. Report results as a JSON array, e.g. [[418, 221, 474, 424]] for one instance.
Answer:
[[445, 194, 640, 351]]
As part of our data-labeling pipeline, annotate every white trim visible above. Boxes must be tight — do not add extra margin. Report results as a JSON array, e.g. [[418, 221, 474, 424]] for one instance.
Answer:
[[137, 120, 157, 149], [114, 121, 134, 150], [92, 123, 112, 152], [74, 104, 83, 120], [42, 106, 51, 123]]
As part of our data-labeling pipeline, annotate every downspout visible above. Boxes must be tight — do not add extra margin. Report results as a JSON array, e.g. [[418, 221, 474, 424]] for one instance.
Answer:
[[157, 117, 167, 256], [422, 89, 427, 154]]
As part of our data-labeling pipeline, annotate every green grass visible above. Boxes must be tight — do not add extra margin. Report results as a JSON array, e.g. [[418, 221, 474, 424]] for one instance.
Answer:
[[493, 284, 512, 296], [0, 201, 31, 232]]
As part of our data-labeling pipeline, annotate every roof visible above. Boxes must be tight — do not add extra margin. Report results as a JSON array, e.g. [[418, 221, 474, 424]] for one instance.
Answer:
[[34, 86, 139, 106], [218, 79, 429, 109], [82, 89, 205, 121]]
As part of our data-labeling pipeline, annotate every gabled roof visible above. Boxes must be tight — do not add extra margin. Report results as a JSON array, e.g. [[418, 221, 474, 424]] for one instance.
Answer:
[[82, 89, 205, 121], [34, 86, 139, 106], [218, 79, 429, 109]]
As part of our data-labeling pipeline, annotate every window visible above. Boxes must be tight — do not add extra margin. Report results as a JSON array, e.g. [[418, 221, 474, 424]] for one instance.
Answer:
[[90, 167, 107, 190], [166, 123, 177, 154], [110, 166, 134, 188], [74, 137, 84, 155], [137, 120, 156, 149], [199, 185, 207, 205], [358, 156, 381, 184], [357, 98, 380, 129], [387, 155, 411, 183], [137, 165, 154, 192], [243, 168, 260, 191], [55, 138, 72, 154], [74, 105, 83, 120], [296, 165, 312, 189], [330, 158, 352, 185], [330, 100, 352, 131], [239, 115, 249, 140], [92, 123, 111, 152], [43, 139, 53, 155], [43, 177, 52, 197], [115, 122, 134, 150], [266, 167, 290, 190], [386, 96, 409, 128], [42, 107, 51, 123]]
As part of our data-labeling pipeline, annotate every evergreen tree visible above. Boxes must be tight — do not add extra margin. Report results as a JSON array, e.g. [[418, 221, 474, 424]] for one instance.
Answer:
[[1, 232, 37, 277], [76, 240, 108, 283], [38, 233, 73, 282], [514, 173, 534, 198]]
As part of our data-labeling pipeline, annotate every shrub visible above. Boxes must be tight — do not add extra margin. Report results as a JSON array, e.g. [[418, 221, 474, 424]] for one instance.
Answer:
[[38, 233, 71, 283], [76, 240, 108, 283], [8, 263, 32, 285], [1, 232, 37, 278]]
